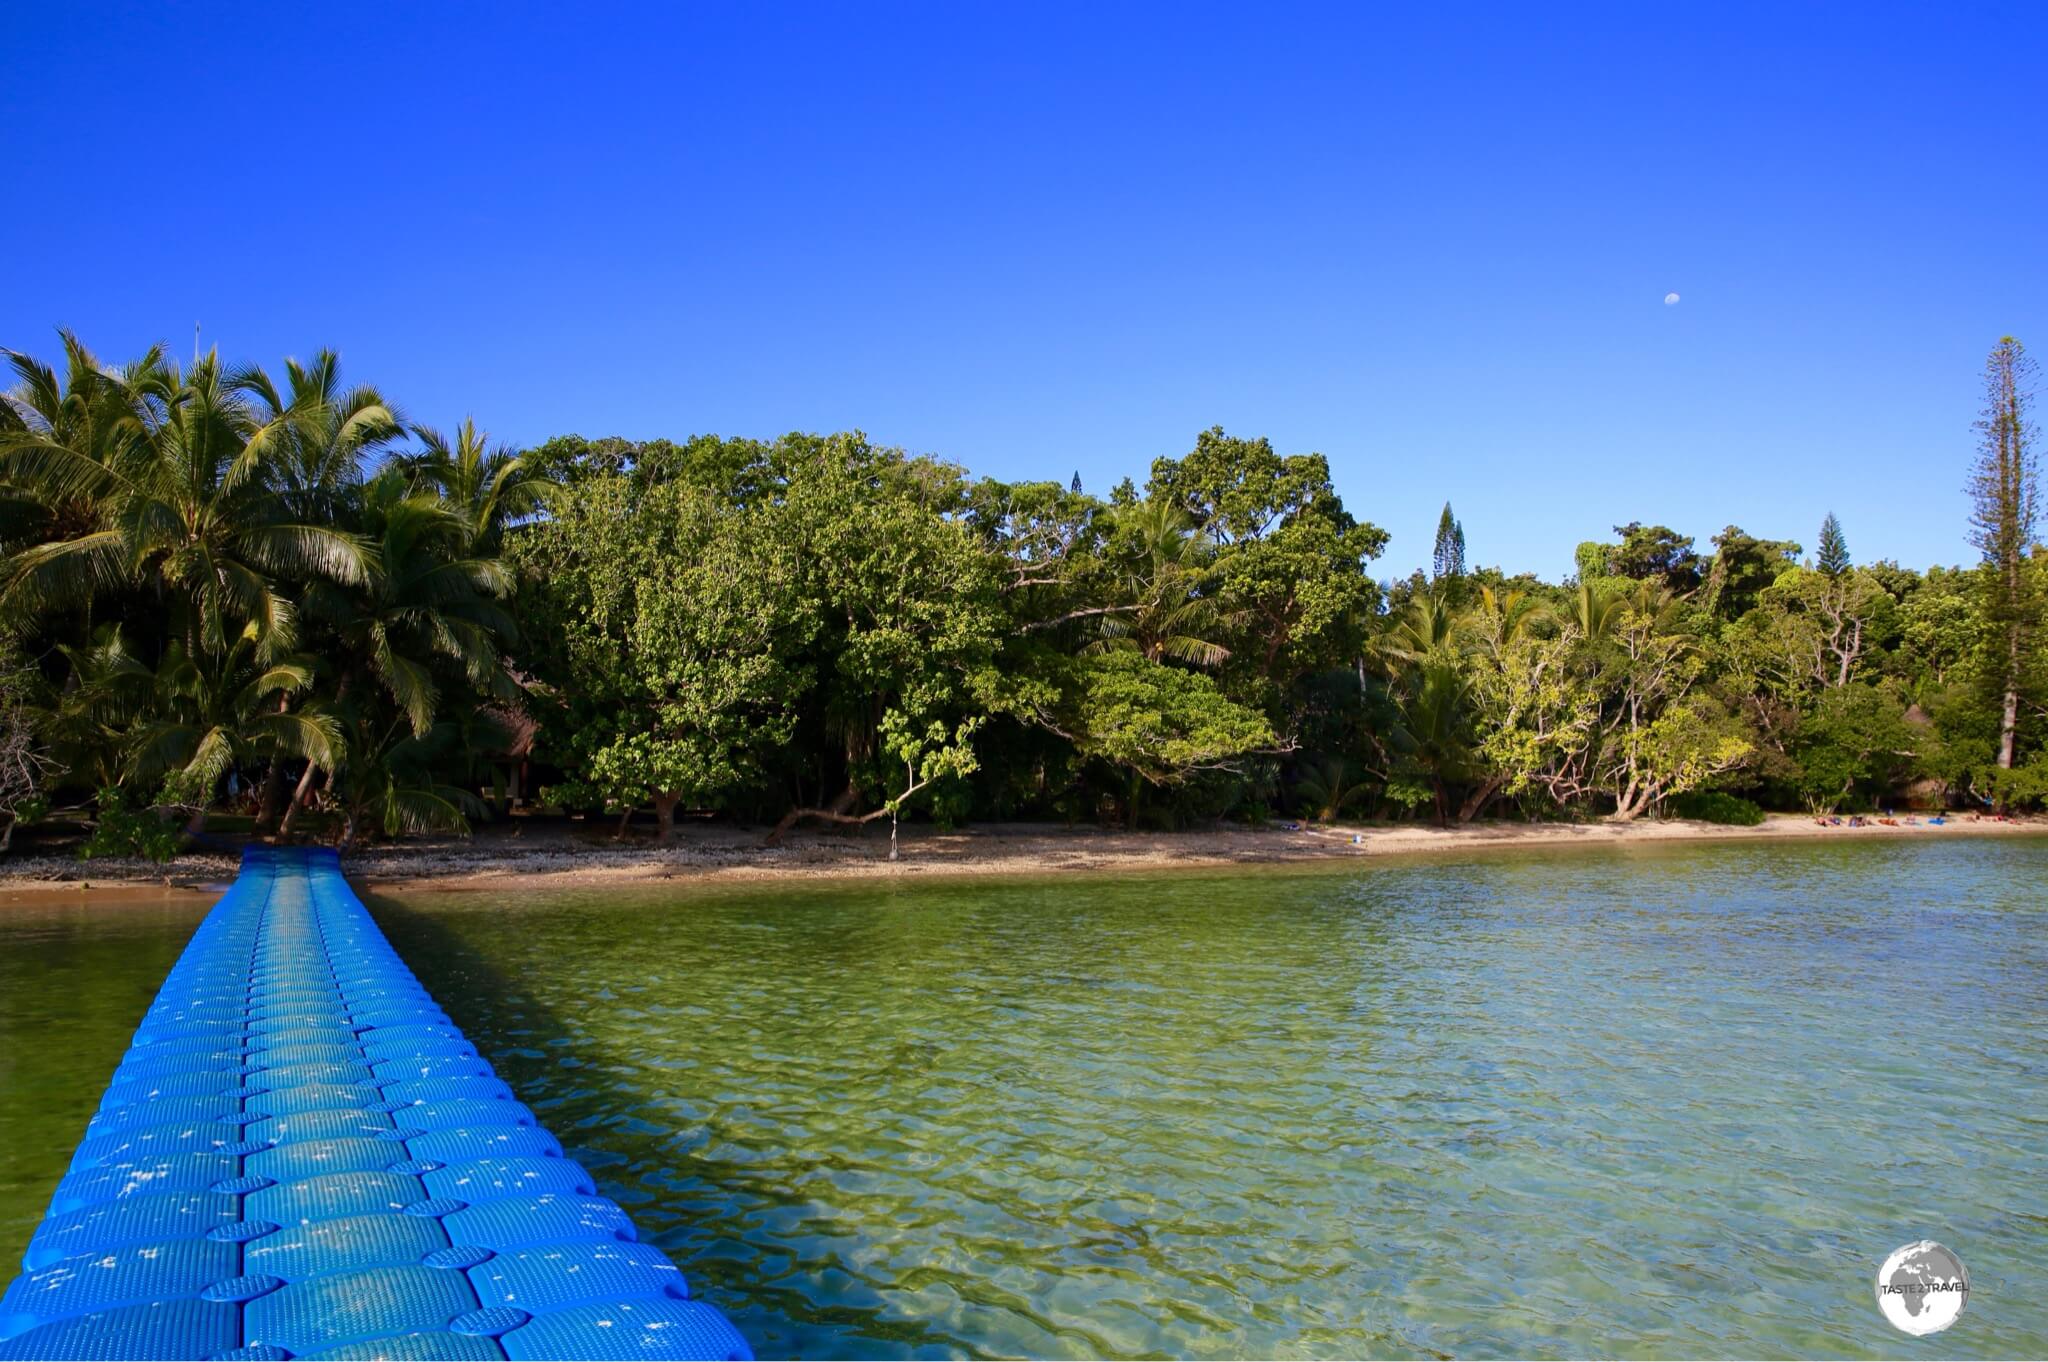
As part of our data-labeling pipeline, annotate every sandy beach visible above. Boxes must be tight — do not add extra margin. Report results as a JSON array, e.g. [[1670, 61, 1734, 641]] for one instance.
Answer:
[[1, 812, 2041, 898]]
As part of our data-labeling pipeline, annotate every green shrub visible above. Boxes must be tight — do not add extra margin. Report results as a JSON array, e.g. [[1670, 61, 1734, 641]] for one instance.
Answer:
[[1668, 790, 1766, 826], [1978, 758, 2048, 811], [78, 787, 182, 863]]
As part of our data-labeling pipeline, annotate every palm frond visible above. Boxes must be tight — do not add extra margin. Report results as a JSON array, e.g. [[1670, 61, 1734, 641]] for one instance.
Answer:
[[2, 348, 64, 431], [125, 719, 205, 786], [240, 663, 317, 704], [1158, 634, 1231, 668], [0, 434, 131, 504], [238, 522, 377, 586], [372, 636, 440, 735], [0, 531, 133, 615], [373, 783, 478, 837], [248, 710, 341, 767]]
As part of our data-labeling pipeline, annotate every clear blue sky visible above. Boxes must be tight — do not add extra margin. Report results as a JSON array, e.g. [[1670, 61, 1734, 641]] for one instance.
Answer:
[[5, 2, 2043, 580]]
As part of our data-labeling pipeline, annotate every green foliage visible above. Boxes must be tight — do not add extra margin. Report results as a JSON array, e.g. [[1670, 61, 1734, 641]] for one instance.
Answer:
[[1291, 755, 1372, 820], [336, 720, 492, 842], [0, 634, 55, 848], [1601, 523, 1702, 593], [1382, 776, 1435, 816], [1915, 682, 1996, 795], [1724, 566, 1896, 698], [125, 637, 336, 815], [1046, 651, 1274, 785], [1, 331, 2037, 843], [1893, 567, 1981, 692], [1389, 660, 1475, 822], [1700, 525, 1801, 619], [78, 786, 181, 862], [517, 472, 814, 824], [1146, 428, 1386, 713], [1668, 790, 1767, 825], [1978, 757, 2048, 810], [517, 434, 1017, 837], [1, 335, 526, 844], [1791, 682, 1922, 811]]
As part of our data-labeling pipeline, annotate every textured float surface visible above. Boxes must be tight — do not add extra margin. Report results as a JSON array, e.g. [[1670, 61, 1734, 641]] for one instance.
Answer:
[[0, 848, 750, 1361]]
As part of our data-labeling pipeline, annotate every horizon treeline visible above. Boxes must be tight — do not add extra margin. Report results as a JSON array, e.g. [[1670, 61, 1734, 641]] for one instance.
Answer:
[[1, 330, 2041, 855]]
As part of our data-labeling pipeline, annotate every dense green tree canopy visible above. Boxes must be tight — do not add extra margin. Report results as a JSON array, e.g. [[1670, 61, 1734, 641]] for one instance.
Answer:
[[1, 332, 2044, 855]]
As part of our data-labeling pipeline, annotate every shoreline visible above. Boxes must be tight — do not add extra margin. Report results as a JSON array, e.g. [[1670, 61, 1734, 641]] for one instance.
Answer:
[[2, 813, 2042, 899]]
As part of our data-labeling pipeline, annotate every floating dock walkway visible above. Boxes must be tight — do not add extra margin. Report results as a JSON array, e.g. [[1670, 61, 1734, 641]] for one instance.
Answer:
[[0, 848, 751, 1361]]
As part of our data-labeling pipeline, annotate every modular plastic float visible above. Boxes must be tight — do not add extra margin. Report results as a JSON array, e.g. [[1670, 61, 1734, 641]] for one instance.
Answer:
[[0, 847, 750, 1361]]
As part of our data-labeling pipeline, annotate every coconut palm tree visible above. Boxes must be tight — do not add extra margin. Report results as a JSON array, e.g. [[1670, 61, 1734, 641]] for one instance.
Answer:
[[1570, 580, 1628, 641], [231, 353, 404, 825], [1088, 499, 1234, 668], [37, 625, 151, 791], [125, 636, 340, 834], [332, 715, 500, 848], [1292, 754, 1373, 821], [0, 343, 376, 657], [1464, 585, 1551, 652], [280, 470, 517, 832], [1391, 660, 1475, 825], [321, 470, 514, 729], [237, 349, 403, 526], [400, 419, 547, 554], [1375, 588, 1461, 671], [0, 335, 172, 614]]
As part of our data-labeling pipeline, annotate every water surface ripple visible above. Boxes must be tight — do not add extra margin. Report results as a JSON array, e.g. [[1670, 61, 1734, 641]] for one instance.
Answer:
[[3, 840, 2043, 1357]]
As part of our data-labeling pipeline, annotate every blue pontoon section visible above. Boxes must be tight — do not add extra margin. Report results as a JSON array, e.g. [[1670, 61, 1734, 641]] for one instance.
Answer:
[[0, 848, 750, 1361]]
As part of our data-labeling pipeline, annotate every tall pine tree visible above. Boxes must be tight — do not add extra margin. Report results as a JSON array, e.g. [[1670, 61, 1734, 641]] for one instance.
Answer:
[[1816, 512, 1850, 576], [1970, 337, 2041, 772], [1432, 502, 1466, 580]]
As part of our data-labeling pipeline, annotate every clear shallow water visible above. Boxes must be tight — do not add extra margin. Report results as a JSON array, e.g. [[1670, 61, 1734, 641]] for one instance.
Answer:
[[3, 841, 2045, 1358], [0, 893, 209, 1271]]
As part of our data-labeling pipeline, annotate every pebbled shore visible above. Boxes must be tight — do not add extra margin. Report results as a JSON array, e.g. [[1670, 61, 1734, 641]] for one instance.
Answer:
[[2, 813, 2042, 898]]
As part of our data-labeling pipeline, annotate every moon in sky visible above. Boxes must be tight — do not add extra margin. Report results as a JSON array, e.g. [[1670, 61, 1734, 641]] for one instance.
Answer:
[[1664, 292, 1681, 305]]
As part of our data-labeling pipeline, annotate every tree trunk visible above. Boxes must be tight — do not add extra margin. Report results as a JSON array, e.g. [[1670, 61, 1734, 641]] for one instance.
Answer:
[[2000, 634, 2021, 770], [280, 762, 320, 835], [767, 758, 939, 850], [257, 761, 290, 833], [654, 793, 678, 845], [1457, 773, 1507, 824], [764, 781, 859, 846], [1609, 783, 1649, 821], [255, 695, 292, 833], [282, 671, 350, 836]]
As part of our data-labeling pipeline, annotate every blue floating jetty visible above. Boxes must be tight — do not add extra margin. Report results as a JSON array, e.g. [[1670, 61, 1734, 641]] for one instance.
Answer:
[[0, 848, 751, 1361]]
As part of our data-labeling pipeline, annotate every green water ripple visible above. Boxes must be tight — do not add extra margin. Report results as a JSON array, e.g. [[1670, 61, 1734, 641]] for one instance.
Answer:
[[2, 839, 2044, 1357]]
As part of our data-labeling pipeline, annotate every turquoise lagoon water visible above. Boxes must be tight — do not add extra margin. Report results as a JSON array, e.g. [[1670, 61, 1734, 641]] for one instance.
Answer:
[[2, 839, 2044, 1357]]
